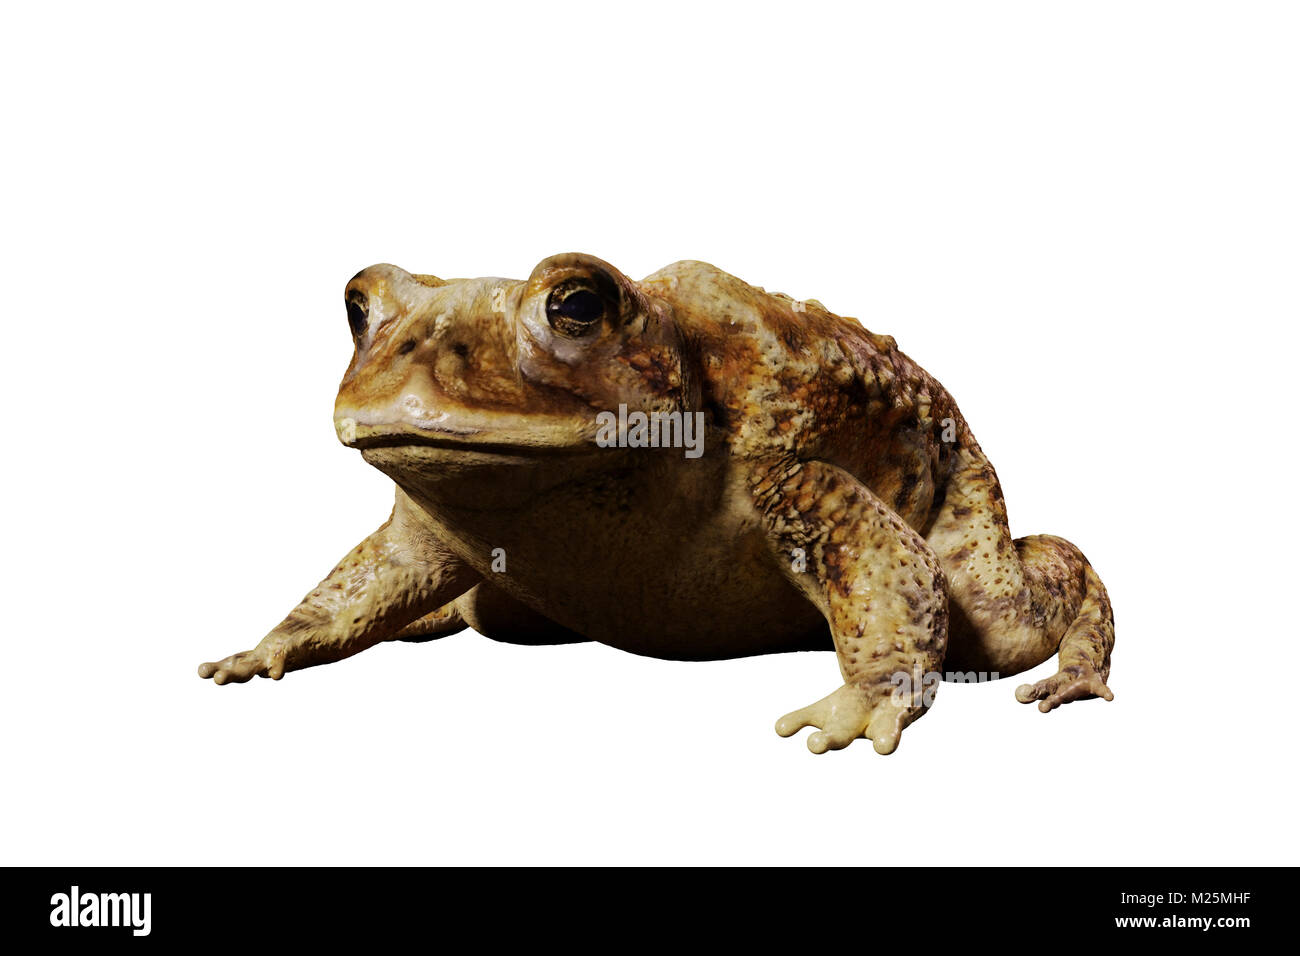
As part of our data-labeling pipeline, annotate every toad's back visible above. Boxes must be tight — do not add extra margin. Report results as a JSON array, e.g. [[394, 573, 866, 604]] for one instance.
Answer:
[[643, 260, 969, 536]]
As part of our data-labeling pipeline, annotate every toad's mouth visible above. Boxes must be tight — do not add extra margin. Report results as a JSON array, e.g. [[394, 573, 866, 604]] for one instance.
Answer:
[[334, 414, 599, 456]]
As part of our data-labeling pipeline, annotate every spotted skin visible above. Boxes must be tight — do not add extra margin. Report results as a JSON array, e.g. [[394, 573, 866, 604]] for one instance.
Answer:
[[750, 457, 948, 754], [199, 253, 1115, 754], [198, 490, 479, 682]]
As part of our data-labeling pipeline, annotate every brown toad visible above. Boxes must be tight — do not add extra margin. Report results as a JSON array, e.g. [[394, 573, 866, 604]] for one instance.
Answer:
[[198, 254, 1115, 754]]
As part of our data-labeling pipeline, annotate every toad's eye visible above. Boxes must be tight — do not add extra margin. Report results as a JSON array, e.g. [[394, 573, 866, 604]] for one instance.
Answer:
[[546, 283, 607, 337], [346, 290, 369, 340]]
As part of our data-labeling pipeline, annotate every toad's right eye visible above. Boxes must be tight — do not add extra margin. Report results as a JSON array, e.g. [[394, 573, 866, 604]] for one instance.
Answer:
[[546, 282, 609, 337], [346, 291, 369, 340]]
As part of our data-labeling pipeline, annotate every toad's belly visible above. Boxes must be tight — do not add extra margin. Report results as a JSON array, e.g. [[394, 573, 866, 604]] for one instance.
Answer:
[[383, 446, 830, 659], [561, 531, 828, 659]]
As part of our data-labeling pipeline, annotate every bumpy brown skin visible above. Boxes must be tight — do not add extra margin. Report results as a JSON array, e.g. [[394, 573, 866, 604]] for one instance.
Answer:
[[199, 254, 1115, 754]]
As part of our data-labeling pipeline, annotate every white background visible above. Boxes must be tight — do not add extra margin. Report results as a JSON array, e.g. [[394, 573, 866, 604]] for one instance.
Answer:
[[2, 1, 1296, 865]]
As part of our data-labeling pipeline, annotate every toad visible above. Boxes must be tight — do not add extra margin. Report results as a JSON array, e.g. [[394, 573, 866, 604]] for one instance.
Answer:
[[199, 254, 1115, 754]]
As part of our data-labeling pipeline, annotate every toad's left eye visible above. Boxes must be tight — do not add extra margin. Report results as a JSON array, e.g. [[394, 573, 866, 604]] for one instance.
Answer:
[[546, 283, 608, 337]]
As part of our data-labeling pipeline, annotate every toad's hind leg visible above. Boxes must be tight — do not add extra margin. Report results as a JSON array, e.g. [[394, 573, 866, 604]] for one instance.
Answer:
[[926, 446, 1115, 711], [393, 602, 467, 643], [1012, 551, 1114, 710], [399, 583, 591, 646]]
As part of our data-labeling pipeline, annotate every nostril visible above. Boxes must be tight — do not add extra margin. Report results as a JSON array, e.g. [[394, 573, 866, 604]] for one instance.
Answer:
[[346, 291, 369, 339]]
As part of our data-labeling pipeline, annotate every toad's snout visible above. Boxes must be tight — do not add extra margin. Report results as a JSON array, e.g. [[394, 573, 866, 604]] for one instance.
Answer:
[[333, 265, 538, 448]]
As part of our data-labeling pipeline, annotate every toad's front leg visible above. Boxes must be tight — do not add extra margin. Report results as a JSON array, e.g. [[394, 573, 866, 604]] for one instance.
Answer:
[[198, 490, 480, 683], [749, 459, 949, 755]]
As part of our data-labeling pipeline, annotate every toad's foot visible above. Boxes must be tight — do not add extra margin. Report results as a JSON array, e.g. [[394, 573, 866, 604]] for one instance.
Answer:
[[775, 682, 918, 755], [198, 637, 291, 684], [1015, 666, 1114, 713]]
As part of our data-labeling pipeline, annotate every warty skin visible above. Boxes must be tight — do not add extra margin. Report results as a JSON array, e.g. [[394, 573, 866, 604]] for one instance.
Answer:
[[199, 253, 1115, 755]]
